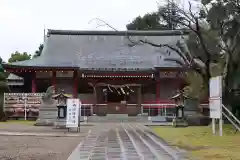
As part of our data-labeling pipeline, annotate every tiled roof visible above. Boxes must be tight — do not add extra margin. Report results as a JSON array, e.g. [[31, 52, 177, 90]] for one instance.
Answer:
[[8, 30, 188, 71]]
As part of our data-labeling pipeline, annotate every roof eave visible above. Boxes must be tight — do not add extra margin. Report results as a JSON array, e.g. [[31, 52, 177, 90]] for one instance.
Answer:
[[3, 64, 79, 70]]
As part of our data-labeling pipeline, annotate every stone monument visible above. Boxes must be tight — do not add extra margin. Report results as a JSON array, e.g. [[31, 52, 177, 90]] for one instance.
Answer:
[[172, 90, 211, 126], [34, 86, 57, 126]]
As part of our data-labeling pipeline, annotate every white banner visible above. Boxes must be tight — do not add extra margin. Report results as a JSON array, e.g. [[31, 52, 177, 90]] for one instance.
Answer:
[[66, 98, 80, 128], [210, 76, 222, 98], [209, 76, 222, 119]]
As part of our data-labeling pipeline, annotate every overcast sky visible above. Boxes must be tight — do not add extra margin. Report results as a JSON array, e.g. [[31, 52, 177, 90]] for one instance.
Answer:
[[0, 0, 200, 62]]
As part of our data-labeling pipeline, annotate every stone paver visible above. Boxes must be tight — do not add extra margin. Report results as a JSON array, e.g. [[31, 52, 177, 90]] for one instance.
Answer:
[[68, 123, 189, 160]]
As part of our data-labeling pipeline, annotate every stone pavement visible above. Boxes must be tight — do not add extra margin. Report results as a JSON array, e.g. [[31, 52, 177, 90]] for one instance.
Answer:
[[68, 123, 189, 160], [0, 123, 92, 137]]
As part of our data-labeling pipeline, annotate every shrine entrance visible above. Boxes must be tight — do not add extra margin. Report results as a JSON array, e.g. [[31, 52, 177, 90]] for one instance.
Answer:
[[94, 83, 141, 116], [105, 88, 129, 114]]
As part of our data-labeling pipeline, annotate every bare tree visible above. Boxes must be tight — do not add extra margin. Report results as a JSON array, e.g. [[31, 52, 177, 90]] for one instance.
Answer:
[[89, 0, 240, 103], [89, 8, 211, 87]]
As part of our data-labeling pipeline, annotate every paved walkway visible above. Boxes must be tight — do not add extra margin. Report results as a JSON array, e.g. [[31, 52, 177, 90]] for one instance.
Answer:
[[68, 123, 189, 160]]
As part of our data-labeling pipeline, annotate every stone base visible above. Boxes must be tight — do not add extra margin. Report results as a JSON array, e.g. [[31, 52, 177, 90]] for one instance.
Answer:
[[34, 118, 56, 126], [127, 106, 140, 116], [34, 105, 58, 126], [95, 106, 107, 116], [186, 115, 211, 126], [184, 110, 211, 126], [54, 119, 67, 129], [172, 118, 188, 127]]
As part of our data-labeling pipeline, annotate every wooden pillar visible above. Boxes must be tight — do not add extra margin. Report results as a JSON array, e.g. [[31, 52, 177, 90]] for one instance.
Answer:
[[73, 70, 78, 98], [156, 80, 160, 102], [138, 86, 142, 114], [31, 72, 36, 93], [93, 86, 98, 115], [93, 86, 97, 105], [52, 70, 56, 91]]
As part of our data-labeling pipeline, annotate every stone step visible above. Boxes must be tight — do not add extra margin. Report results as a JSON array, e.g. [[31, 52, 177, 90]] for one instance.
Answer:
[[86, 115, 149, 122]]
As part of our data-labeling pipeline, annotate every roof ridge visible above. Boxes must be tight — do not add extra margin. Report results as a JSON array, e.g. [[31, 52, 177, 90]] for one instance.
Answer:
[[47, 29, 189, 36]]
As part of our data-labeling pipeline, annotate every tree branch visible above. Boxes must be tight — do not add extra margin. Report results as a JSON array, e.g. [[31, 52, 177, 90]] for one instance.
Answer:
[[88, 18, 119, 31], [89, 17, 192, 66], [89, 8, 211, 83]]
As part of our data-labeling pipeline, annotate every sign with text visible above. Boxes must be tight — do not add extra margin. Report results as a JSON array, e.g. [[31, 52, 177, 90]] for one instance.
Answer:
[[209, 98, 222, 119], [210, 76, 222, 98], [66, 98, 80, 128], [209, 76, 222, 119]]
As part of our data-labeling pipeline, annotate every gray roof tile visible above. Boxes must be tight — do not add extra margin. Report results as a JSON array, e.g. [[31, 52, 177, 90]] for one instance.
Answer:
[[10, 30, 187, 70]]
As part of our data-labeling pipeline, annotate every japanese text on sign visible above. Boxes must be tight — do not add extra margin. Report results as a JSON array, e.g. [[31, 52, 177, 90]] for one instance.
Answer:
[[66, 98, 80, 128]]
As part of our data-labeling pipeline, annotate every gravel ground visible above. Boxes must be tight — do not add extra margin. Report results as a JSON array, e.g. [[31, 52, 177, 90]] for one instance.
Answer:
[[0, 123, 93, 160], [0, 136, 83, 160]]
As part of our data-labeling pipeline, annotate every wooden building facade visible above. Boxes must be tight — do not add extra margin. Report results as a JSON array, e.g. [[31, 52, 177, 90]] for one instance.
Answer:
[[3, 30, 188, 116]]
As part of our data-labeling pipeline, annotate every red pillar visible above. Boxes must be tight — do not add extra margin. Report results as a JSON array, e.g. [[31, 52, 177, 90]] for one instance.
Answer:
[[31, 72, 36, 93], [52, 70, 56, 91], [73, 70, 78, 98], [156, 80, 160, 103]]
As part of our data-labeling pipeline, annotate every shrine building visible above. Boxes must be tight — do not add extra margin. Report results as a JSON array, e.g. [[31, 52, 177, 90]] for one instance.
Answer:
[[3, 29, 188, 116]]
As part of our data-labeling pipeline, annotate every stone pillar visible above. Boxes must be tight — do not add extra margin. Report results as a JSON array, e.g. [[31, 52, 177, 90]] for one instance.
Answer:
[[31, 72, 36, 93], [52, 70, 56, 91], [73, 70, 78, 98]]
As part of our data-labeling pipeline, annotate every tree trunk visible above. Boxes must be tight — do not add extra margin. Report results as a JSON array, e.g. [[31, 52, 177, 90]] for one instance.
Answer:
[[0, 92, 6, 121]]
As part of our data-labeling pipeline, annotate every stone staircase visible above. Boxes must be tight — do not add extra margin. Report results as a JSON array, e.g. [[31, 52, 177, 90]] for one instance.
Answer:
[[85, 114, 149, 123]]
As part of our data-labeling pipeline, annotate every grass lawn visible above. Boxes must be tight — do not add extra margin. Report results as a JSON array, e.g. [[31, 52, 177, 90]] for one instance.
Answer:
[[0, 120, 36, 125], [152, 125, 240, 160]]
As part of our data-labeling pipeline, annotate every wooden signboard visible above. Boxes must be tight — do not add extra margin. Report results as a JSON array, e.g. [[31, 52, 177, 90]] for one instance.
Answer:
[[4, 93, 44, 119]]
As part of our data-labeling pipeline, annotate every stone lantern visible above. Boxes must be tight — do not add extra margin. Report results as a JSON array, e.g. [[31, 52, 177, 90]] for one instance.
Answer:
[[53, 90, 71, 119], [103, 88, 108, 102], [171, 90, 188, 127]]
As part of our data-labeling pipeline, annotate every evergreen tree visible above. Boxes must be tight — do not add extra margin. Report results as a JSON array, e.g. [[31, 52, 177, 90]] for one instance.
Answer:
[[0, 62, 9, 120]]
